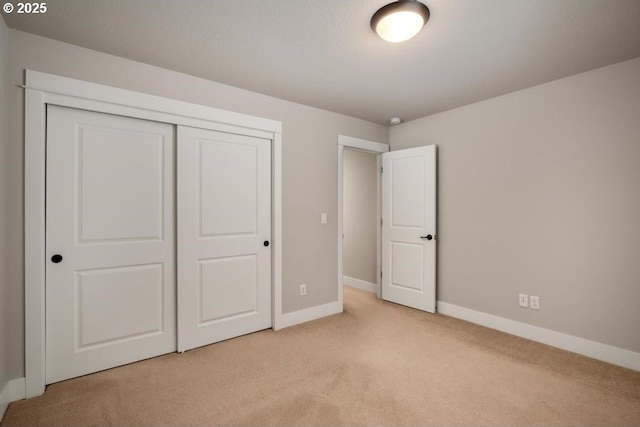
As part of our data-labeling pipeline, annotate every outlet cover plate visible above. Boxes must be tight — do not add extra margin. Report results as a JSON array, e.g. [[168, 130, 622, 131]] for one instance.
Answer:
[[519, 293, 529, 308]]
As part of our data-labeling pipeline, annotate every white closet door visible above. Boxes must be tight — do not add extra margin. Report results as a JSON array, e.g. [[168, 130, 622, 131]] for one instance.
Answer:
[[177, 126, 272, 352], [46, 106, 176, 384]]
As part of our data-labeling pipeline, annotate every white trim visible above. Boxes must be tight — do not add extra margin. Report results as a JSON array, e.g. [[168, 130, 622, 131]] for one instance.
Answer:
[[276, 302, 340, 330], [437, 302, 640, 372], [272, 134, 283, 330], [338, 135, 389, 153], [337, 146, 345, 312], [0, 381, 8, 421], [8, 378, 25, 402], [375, 155, 382, 300], [343, 276, 378, 293], [23, 71, 281, 134], [24, 71, 283, 397], [0, 377, 26, 421], [24, 88, 46, 398], [337, 135, 389, 313]]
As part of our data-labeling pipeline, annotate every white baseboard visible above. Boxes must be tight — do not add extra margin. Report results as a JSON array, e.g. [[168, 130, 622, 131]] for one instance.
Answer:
[[437, 301, 640, 372], [0, 381, 8, 422], [276, 301, 340, 330], [343, 276, 377, 293], [0, 377, 26, 421]]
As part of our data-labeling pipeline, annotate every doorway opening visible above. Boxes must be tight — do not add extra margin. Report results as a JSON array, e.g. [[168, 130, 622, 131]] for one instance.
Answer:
[[337, 135, 389, 311], [343, 150, 378, 292]]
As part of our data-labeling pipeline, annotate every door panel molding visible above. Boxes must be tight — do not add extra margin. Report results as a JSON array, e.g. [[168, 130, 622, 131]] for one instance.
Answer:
[[24, 70, 282, 398]]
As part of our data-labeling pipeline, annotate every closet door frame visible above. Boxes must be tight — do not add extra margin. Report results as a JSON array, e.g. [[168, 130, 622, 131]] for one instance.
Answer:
[[24, 70, 283, 398]]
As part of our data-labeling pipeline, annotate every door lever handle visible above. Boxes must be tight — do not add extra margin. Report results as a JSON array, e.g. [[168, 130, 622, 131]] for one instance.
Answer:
[[420, 235, 433, 241]]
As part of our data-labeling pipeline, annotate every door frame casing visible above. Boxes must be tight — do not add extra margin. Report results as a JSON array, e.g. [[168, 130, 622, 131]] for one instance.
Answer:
[[337, 135, 389, 311], [24, 70, 283, 398]]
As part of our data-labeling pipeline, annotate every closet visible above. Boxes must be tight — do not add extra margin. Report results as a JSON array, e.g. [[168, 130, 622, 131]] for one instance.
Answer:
[[44, 104, 272, 383]]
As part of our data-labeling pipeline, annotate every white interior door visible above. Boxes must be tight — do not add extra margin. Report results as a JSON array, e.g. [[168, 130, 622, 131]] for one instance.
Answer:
[[381, 145, 436, 312], [177, 126, 272, 352], [46, 106, 176, 384]]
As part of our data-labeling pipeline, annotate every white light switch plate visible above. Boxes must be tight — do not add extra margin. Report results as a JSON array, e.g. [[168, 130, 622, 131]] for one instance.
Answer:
[[321, 213, 327, 224], [529, 296, 540, 310]]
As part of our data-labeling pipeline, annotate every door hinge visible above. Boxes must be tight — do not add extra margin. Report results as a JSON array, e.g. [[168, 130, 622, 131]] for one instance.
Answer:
[[380, 166, 383, 173], [380, 271, 383, 278], [381, 218, 383, 226]]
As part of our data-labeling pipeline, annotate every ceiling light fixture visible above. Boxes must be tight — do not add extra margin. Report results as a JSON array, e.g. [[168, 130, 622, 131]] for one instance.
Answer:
[[371, 0, 430, 43]]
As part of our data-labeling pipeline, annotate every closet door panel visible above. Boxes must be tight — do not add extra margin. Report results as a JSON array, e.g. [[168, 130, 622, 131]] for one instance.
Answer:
[[177, 126, 271, 352], [46, 106, 176, 384]]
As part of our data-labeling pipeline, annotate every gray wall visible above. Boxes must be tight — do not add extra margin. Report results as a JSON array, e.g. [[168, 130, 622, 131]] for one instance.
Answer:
[[390, 57, 640, 353], [0, 14, 10, 399], [343, 149, 377, 284], [4, 29, 389, 379]]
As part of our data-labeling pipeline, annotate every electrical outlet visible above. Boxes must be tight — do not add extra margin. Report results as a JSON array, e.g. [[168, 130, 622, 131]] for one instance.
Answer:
[[529, 296, 540, 310], [300, 283, 307, 296], [519, 293, 529, 308]]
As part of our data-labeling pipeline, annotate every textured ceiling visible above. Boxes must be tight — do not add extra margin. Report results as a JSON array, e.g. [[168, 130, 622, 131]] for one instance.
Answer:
[[3, 0, 640, 125]]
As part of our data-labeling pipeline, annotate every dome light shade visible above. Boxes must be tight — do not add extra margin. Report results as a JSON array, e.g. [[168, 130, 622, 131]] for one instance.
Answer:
[[371, 1, 430, 43]]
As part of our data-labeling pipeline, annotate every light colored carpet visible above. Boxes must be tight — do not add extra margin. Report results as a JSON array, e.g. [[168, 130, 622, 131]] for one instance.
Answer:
[[3, 287, 640, 426]]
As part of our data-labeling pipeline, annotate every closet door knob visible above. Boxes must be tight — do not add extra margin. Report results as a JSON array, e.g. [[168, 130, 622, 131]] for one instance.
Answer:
[[420, 235, 433, 241], [263, 241, 270, 247], [51, 254, 63, 263]]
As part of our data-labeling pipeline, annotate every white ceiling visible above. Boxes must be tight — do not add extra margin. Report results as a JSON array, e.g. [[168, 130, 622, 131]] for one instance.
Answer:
[[3, 0, 640, 125]]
